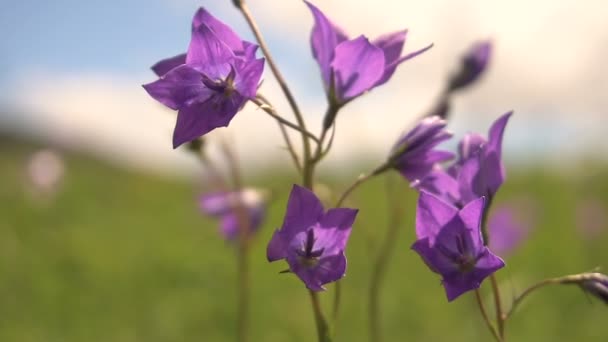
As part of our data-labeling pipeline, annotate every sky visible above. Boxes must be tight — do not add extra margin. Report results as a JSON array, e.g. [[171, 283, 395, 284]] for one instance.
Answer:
[[1, 0, 607, 176]]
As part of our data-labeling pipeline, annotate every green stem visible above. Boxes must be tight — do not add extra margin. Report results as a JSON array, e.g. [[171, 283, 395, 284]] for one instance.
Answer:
[[236, 1, 312, 176], [475, 289, 501, 342], [309, 290, 333, 342], [489, 274, 505, 341]]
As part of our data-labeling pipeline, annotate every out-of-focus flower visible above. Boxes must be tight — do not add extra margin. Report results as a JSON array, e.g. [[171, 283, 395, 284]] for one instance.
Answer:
[[26, 149, 65, 196], [487, 204, 533, 257], [447, 41, 492, 92], [143, 8, 265, 148], [575, 198, 607, 240], [389, 116, 453, 182], [411, 192, 505, 301], [306, 1, 431, 106], [267, 185, 358, 291], [199, 188, 266, 241]]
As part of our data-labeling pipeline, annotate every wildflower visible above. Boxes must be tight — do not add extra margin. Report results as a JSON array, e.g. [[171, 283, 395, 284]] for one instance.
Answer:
[[199, 188, 266, 241], [306, 1, 431, 106], [456, 112, 512, 204], [389, 116, 454, 183], [411, 192, 505, 301], [447, 41, 492, 92], [143, 8, 265, 148], [267, 185, 358, 291]]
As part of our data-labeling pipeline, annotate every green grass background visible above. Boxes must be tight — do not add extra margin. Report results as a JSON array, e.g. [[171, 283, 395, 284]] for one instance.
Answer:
[[1, 141, 607, 341]]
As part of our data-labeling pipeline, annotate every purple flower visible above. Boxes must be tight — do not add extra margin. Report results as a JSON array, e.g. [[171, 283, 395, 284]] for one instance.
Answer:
[[456, 112, 512, 204], [143, 8, 265, 148], [416, 112, 513, 207], [389, 116, 454, 182], [448, 40, 492, 92], [487, 204, 532, 257], [200, 188, 266, 241], [411, 192, 505, 301], [306, 1, 431, 105], [267, 185, 358, 291]]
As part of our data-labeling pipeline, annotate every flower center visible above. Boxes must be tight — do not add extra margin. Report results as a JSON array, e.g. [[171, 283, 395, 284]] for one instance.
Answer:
[[437, 233, 477, 273], [295, 228, 324, 268]]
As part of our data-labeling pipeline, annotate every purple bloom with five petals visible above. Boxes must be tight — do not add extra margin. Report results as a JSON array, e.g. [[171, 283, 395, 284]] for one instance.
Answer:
[[143, 8, 265, 148], [267, 185, 358, 291], [448, 40, 492, 92], [200, 188, 266, 241], [306, 1, 432, 105], [412, 192, 505, 301], [389, 116, 454, 183]]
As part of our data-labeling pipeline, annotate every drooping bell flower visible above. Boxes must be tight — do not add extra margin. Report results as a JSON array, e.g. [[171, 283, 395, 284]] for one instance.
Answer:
[[389, 116, 454, 183], [447, 40, 492, 92], [143, 8, 265, 148], [199, 188, 266, 241], [267, 185, 358, 291], [306, 1, 432, 107], [411, 192, 505, 301]]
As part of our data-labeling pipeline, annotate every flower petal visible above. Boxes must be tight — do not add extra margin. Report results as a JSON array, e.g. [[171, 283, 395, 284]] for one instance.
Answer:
[[416, 191, 459, 241], [413, 169, 461, 206], [305, 1, 348, 88], [331, 36, 385, 102], [487, 111, 513, 159], [458, 196, 486, 249], [267, 229, 288, 261], [172, 92, 245, 148], [151, 53, 186, 77], [192, 8, 243, 53], [234, 58, 265, 99], [372, 30, 406, 86], [143, 65, 212, 110], [314, 208, 357, 255], [280, 185, 325, 239], [199, 191, 233, 216], [186, 22, 234, 69]]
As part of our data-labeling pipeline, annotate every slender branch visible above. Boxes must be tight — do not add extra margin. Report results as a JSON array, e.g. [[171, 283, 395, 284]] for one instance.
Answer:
[[335, 163, 391, 208], [236, 1, 312, 178], [309, 290, 333, 342], [490, 274, 505, 340], [251, 97, 319, 144], [504, 278, 560, 320], [475, 289, 501, 342], [331, 282, 341, 328]]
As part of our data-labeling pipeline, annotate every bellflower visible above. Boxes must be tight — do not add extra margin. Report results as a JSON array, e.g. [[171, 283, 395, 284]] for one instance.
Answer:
[[411, 192, 505, 301], [306, 1, 432, 106], [267, 185, 358, 291], [456, 111, 512, 204], [143, 8, 265, 148], [389, 116, 454, 182], [448, 41, 492, 92], [200, 188, 266, 241]]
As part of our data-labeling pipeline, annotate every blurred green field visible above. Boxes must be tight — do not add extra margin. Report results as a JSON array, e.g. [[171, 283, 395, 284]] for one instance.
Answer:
[[1, 141, 607, 342]]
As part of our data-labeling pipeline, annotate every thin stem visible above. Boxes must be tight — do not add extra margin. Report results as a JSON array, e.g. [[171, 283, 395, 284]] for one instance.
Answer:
[[309, 290, 333, 342], [335, 163, 391, 208], [475, 289, 501, 342], [490, 274, 505, 340], [331, 282, 341, 327], [236, 1, 312, 175], [251, 97, 319, 144], [504, 278, 560, 320], [368, 176, 405, 342]]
